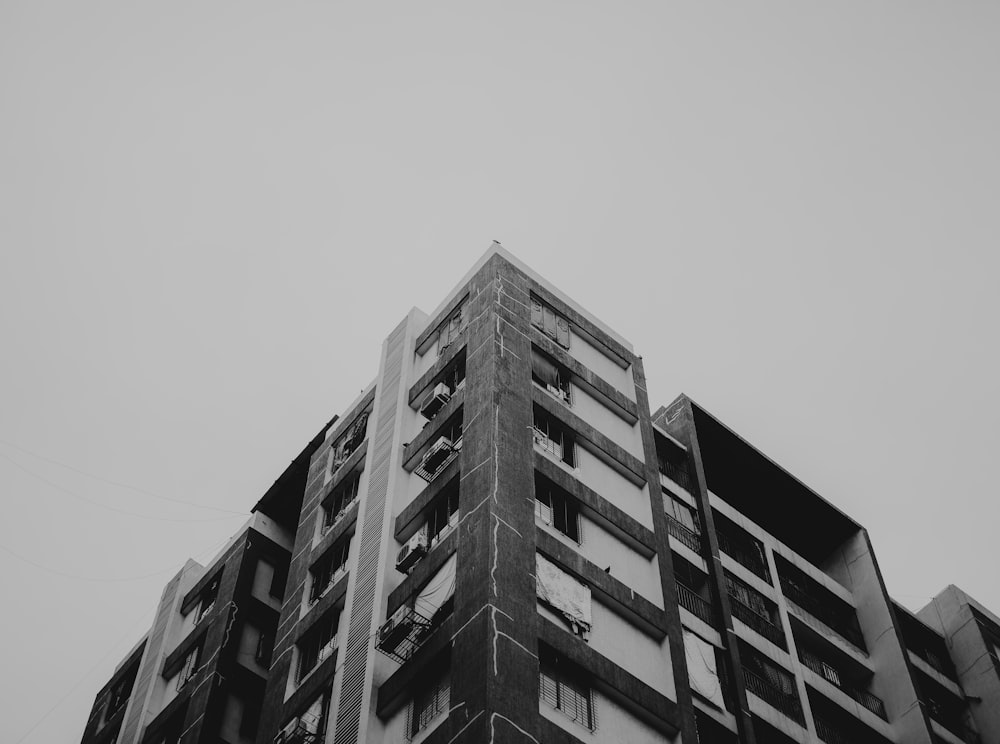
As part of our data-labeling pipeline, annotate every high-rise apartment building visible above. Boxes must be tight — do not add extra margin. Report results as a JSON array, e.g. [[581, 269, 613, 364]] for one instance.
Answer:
[[81, 246, 994, 744]]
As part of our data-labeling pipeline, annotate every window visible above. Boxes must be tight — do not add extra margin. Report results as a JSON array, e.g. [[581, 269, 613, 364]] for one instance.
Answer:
[[193, 576, 220, 625], [531, 297, 570, 349], [255, 630, 273, 667], [409, 663, 450, 738], [535, 480, 580, 542], [322, 471, 361, 534], [176, 644, 201, 691], [438, 300, 468, 353], [329, 411, 370, 475], [309, 537, 352, 603], [297, 609, 339, 682], [277, 689, 330, 742], [532, 348, 571, 403], [539, 649, 595, 730], [532, 408, 575, 467], [664, 492, 700, 534], [426, 483, 459, 548]]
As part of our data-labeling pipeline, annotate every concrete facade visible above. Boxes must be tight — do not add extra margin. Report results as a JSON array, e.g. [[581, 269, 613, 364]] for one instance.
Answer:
[[81, 246, 995, 744]]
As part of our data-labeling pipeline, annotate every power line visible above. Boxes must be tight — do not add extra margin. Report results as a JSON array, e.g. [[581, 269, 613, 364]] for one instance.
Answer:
[[0, 542, 193, 583], [13, 605, 156, 744], [0, 450, 245, 523], [0, 437, 246, 515]]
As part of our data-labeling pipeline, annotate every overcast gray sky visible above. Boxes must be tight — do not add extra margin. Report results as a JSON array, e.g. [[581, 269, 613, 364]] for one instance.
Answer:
[[2, 2, 998, 742]]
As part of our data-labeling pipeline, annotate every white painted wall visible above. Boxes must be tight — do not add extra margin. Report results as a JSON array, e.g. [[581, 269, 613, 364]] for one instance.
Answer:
[[568, 383, 642, 459], [567, 330, 633, 398], [588, 601, 674, 699], [251, 558, 282, 611], [537, 512, 661, 606], [574, 448, 652, 529]]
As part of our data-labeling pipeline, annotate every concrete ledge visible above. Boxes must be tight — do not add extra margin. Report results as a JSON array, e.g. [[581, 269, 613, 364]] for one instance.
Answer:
[[402, 394, 465, 472], [394, 467, 460, 541], [295, 573, 349, 642], [536, 528, 667, 638], [538, 717, 588, 744], [534, 452, 655, 556], [531, 333, 637, 422], [408, 342, 467, 407], [387, 530, 459, 617], [532, 387, 646, 485], [415, 290, 470, 354], [307, 502, 358, 564], [538, 620, 680, 733], [375, 619, 456, 718], [526, 279, 633, 367], [279, 647, 340, 726]]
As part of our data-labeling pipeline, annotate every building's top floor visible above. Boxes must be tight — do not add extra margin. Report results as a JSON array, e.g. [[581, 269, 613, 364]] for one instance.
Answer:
[[415, 242, 634, 354], [655, 394, 862, 569]]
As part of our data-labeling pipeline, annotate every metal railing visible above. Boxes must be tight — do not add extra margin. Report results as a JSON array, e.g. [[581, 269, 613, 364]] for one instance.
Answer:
[[716, 529, 771, 583], [729, 597, 786, 649], [800, 650, 887, 720], [815, 717, 853, 744], [658, 458, 693, 491], [676, 582, 713, 625], [742, 667, 804, 724], [666, 515, 702, 553], [780, 579, 866, 651]]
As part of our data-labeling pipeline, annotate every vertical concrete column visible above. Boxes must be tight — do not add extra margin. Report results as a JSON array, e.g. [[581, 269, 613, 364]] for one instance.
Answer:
[[632, 359, 699, 744], [659, 397, 758, 744], [449, 256, 540, 744]]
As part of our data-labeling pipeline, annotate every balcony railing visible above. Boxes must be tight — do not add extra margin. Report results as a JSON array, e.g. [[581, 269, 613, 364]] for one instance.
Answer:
[[779, 578, 866, 651], [666, 515, 702, 553], [716, 529, 771, 583], [815, 717, 853, 744], [676, 582, 713, 625], [800, 650, 887, 720], [729, 598, 786, 650], [742, 667, 804, 724], [928, 708, 981, 744], [658, 457, 693, 491]]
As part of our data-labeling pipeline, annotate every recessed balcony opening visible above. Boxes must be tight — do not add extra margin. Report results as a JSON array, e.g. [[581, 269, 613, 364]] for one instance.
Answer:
[[774, 554, 865, 652], [673, 552, 714, 627], [791, 617, 885, 720], [807, 689, 893, 744], [895, 604, 958, 681]]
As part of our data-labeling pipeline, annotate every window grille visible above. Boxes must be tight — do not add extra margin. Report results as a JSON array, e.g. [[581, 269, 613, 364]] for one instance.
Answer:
[[539, 652, 596, 730], [535, 483, 580, 542], [408, 666, 450, 738]]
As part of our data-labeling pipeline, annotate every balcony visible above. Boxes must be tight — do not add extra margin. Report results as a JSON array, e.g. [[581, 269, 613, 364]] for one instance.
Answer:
[[800, 649, 886, 720], [676, 582, 713, 625], [815, 716, 853, 744], [666, 514, 702, 553], [742, 667, 804, 725], [658, 456, 693, 492], [779, 576, 865, 651], [274, 719, 323, 744], [730, 598, 786, 650], [715, 522, 771, 584]]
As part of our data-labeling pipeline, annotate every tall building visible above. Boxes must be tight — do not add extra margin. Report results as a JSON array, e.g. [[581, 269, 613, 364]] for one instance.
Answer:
[[81, 245, 992, 744]]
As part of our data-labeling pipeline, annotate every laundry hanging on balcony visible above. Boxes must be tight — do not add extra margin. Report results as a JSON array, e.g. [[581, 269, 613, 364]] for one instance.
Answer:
[[684, 630, 725, 710], [535, 554, 591, 635], [413, 554, 456, 623]]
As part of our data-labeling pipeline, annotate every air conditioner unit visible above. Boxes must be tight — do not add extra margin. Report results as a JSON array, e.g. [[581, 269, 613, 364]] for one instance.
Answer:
[[421, 436, 455, 474], [395, 529, 429, 574], [379, 605, 415, 654], [419, 383, 452, 420]]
